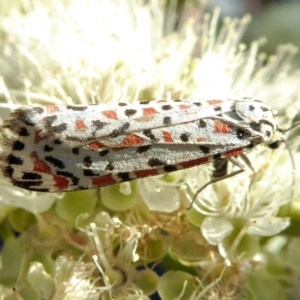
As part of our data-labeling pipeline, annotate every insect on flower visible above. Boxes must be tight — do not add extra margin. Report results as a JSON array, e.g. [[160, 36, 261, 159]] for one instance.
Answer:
[[0, 98, 284, 195]]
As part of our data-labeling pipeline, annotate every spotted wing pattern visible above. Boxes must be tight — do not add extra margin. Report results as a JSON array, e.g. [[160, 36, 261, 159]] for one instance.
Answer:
[[0, 98, 277, 192]]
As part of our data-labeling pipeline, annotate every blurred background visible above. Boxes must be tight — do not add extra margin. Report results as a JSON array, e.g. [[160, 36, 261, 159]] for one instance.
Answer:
[[207, 0, 300, 65]]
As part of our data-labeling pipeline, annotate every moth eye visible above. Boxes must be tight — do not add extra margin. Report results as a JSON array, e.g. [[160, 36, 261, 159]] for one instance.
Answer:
[[268, 139, 282, 149], [237, 129, 247, 139]]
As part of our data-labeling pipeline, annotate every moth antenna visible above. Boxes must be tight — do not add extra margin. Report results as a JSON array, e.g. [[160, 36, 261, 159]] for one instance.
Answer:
[[279, 120, 299, 201], [278, 121, 300, 133], [282, 138, 297, 202], [268, 138, 297, 203]]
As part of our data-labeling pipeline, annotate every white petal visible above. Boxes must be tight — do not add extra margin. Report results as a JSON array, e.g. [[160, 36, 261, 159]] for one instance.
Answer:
[[0, 183, 59, 214], [139, 180, 180, 212], [247, 217, 290, 236], [201, 217, 233, 245]]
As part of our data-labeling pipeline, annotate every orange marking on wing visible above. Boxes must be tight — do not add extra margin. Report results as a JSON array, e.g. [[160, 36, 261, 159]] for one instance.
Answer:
[[197, 137, 206, 142], [214, 121, 232, 134], [75, 120, 87, 131], [181, 157, 209, 169], [121, 134, 144, 146], [53, 175, 69, 189], [135, 169, 158, 178], [103, 110, 118, 120], [92, 174, 116, 186], [111, 146, 126, 151], [207, 99, 223, 105], [143, 107, 158, 116], [225, 148, 243, 157], [135, 115, 155, 122], [179, 104, 190, 110], [46, 105, 60, 113], [31, 151, 51, 173], [34, 130, 45, 144], [157, 99, 167, 103], [162, 131, 174, 143], [88, 141, 106, 150]]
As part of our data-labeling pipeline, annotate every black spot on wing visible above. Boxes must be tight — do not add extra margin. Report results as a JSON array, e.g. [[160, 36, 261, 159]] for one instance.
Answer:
[[199, 146, 209, 154], [213, 106, 222, 112], [180, 133, 189, 142], [92, 120, 109, 130], [105, 162, 114, 171], [99, 149, 109, 157], [164, 165, 178, 172], [13, 141, 25, 151], [249, 105, 255, 111], [125, 109, 137, 117], [32, 188, 50, 192], [53, 139, 63, 145], [7, 154, 23, 165], [22, 172, 42, 180], [198, 120, 207, 128], [143, 129, 159, 143], [19, 127, 30, 136], [72, 148, 80, 155], [44, 116, 67, 133], [45, 156, 65, 169], [44, 145, 54, 152], [3, 165, 14, 177], [83, 156, 93, 167], [117, 172, 132, 181], [148, 158, 164, 167], [66, 106, 88, 111], [161, 105, 172, 110], [11, 179, 44, 189], [136, 145, 151, 153], [163, 116, 172, 126]]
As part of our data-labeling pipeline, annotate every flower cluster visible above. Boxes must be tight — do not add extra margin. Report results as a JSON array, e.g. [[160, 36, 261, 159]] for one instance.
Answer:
[[0, 1, 300, 299]]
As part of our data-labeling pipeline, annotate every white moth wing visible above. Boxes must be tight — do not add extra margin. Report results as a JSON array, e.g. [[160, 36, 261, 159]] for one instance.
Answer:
[[3, 113, 266, 192], [4, 99, 237, 148]]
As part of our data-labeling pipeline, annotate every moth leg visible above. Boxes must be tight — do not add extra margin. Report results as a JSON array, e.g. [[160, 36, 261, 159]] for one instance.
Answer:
[[189, 157, 245, 209], [239, 153, 256, 185], [212, 159, 228, 178]]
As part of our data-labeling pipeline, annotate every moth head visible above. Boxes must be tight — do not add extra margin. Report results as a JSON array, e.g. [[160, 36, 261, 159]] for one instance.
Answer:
[[268, 121, 300, 149], [235, 99, 277, 142]]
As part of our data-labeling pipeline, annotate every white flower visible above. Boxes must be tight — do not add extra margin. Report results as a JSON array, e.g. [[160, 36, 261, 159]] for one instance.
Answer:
[[138, 171, 184, 212], [27, 256, 100, 300], [0, 0, 299, 298], [185, 144, 297, 248]]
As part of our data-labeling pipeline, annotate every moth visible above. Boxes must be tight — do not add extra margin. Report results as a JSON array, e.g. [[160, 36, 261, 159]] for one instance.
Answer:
[[0, 98, 281, 193]]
